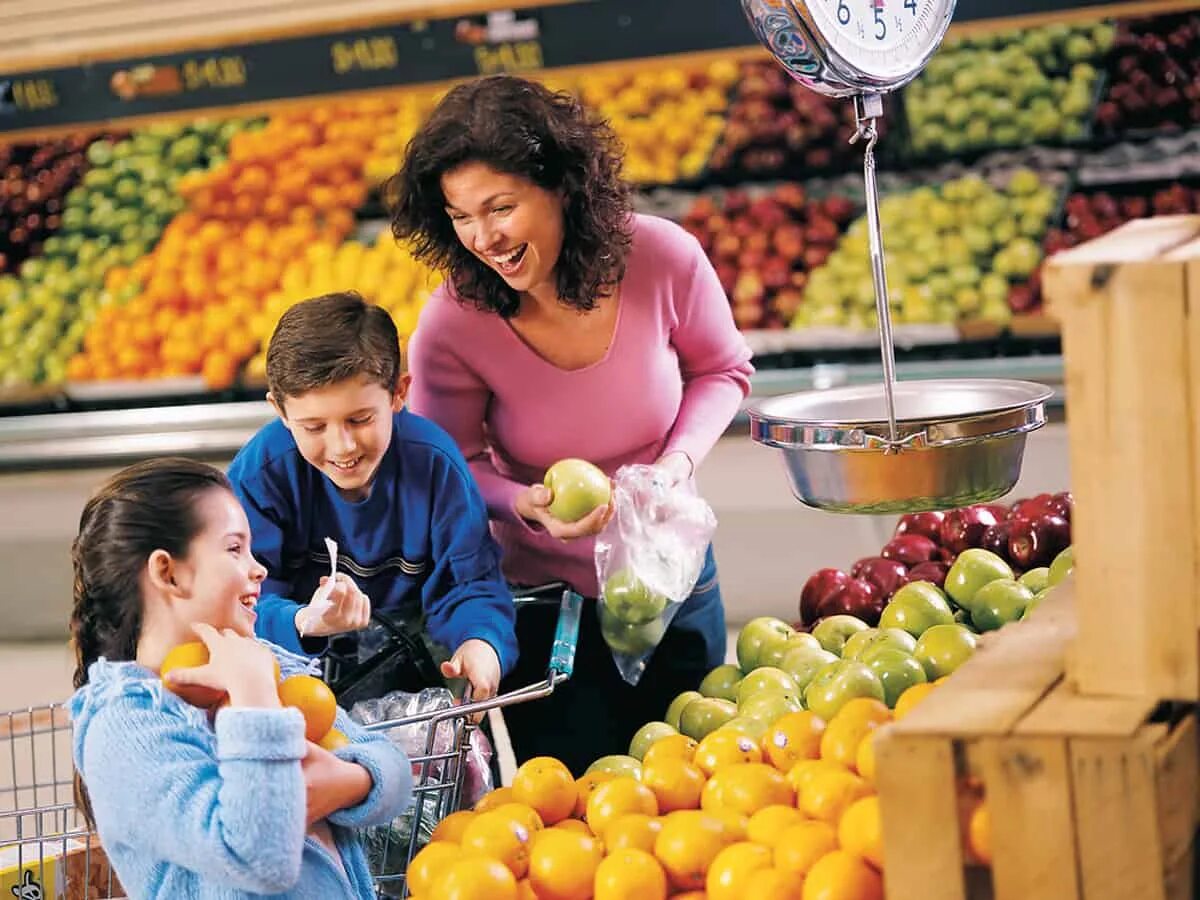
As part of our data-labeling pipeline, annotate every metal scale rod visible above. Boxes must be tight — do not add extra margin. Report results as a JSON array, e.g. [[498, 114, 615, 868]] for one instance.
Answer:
[[851, 92, 900, 447]]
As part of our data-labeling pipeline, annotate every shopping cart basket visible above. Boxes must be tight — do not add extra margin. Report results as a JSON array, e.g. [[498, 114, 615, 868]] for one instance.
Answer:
[[0, 584, 582, 900]]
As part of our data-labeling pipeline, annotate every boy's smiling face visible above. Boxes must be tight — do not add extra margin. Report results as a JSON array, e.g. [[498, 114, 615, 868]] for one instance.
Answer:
[[271, 374, 407, 501]]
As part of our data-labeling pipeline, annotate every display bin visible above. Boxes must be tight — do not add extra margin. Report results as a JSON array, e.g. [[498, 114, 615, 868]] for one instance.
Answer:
[[1043, 216, 1200, 701], [875, 586, 1199, 900]]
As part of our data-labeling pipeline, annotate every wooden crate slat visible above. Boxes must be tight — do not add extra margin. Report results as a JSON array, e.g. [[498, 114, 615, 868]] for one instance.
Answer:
[[1018, 680, 1159, 738], [1152, 715, 1200, 869]]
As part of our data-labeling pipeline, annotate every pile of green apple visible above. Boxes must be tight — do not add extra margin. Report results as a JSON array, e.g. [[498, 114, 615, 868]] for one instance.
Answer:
[[0, 118, 252, 387], [793, 169, 1058, 329], [904, 21, 1115, 156]]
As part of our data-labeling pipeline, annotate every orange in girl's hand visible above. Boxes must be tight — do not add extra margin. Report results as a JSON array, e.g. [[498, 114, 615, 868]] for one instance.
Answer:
[[318, 728, 351, 751], [160, 641, 226, 709], [278, 674, 337, 742]]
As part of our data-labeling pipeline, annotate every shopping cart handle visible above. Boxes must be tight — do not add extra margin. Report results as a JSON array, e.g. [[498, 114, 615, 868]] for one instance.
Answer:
[[550, 589, 583, 678]]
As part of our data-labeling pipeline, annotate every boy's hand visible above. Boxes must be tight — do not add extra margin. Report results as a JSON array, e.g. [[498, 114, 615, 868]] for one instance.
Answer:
[[300, 741, 371, 824], [440, 640, 501, 720], [515, 483, 614, 541], [296, 573, 371, 638]]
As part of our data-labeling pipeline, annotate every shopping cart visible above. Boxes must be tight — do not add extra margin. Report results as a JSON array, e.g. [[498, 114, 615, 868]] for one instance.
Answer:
[[0, 584, 582, 900]]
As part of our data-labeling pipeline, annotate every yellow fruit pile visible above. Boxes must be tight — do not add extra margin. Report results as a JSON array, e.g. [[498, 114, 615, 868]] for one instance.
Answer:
[[578, 61, 739, 185], [244, 232, 440, 382], [413, 683, 966, 900], [363, 90, 445, 187]]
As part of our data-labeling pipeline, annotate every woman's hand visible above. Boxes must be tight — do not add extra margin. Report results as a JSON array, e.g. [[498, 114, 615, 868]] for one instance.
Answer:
[[300, 742, 372, 825], [654, 451, 694, 488], [515, 483, 614, 540], [167, 624, 281, 709], [296, 573, 372, 638]]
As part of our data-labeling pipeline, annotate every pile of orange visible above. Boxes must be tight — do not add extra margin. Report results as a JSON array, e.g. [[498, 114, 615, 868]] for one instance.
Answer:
[[66, 98, 404, 388], [409, 686, 969, 900]]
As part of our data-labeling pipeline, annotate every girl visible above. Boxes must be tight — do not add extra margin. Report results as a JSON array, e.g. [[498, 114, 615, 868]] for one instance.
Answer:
[[68, 457, 413, 899]]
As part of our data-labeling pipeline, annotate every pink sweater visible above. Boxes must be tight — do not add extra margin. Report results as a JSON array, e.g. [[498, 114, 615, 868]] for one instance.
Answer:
[[407, 214, 754, 596]]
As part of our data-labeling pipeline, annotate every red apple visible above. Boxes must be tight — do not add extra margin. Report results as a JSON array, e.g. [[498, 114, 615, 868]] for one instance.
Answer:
[[1007, 494, 1056, 522], [980, 521, 1013, 562], [1049, 491, 1073, 522], [1007, 514, 1072, 570], [905, 561, 949, 590], [816, 578, 884, 626], [881, 534, 939, 567], [800, 568, 850, 625], [939, 506, 1001, 555], [893, 511, 945, 543], [849, 557, 909, 599]]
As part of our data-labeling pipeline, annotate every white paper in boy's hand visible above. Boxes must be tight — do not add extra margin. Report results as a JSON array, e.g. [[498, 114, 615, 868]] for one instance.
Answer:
[[298, 537, 338, 637]]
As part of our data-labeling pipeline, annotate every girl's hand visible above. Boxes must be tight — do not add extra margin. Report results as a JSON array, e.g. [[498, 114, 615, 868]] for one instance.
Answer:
[[167, 624, 281, 709], [301, 742, 372, 824], [515, 483, 614, 541], [296, 573, 372, 637]]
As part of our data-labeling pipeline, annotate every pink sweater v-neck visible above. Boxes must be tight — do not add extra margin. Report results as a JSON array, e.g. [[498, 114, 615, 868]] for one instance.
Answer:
[[407, 213, 754, 596]]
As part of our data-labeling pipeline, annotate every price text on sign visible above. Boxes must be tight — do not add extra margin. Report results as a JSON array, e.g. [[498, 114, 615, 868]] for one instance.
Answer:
[[182, 56, 248, 91], [474, 41, 544, 75], [12, 79, 59, 111], [331, 36, 400, 75]]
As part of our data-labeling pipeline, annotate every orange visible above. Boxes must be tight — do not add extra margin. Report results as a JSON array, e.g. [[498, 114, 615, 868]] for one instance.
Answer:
[[785, 760, 849, 796], [708, 807, 750, 841], [603, 813, 662, 853], [572, 771, 616, 818], [746, 805, 806, 847], [642, 734, 698, 767], [893, 682, 937, 720], [594, 848, 668, 900], [431, 810, 477, 844], [318, 729, 350, 751], [967, 797, 991, 865], [586, 777, 658, 837], [461, 810, 535, 878], [672, 894, 707, 900], [516, 879, 538, 900], [490, 803, 545, 836], [641, 758, 705, 813], [800, 850, 883, 900], [430, 854, 518, 900], [407, 841, 463, 896], [552, 818, 591, 835], [832, 698, 891, 727], [653, 811, 735, 891], [513, 757, 577, 826], [762, 711, 825, 772], [527, 828, 603, 900], [820, 706, 888, 770], [701, 763, 794, 818], [278, 674, 337, 742], [798, 770, 872, 825], [160, 641, 226, 708], [475, 787, 516, 813], [705, 841, 773, 900], [837, 796, 883, 869], [744, 867, 804, 900], [854, 732, 877, 783], [773, 821, 836, 879], [693, 729, 762, 777]]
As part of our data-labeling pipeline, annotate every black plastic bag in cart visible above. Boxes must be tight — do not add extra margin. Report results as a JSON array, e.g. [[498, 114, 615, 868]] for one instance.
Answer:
[[595, 464, 717, 686]]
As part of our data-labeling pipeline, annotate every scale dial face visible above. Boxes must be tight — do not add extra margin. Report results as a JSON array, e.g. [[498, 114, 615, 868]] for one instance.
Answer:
[[806, 0, 956, 83], [742, 0, 956, 96]]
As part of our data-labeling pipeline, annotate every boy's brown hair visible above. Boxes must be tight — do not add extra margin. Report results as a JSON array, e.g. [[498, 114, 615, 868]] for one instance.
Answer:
[[265, 292, 402, 406]]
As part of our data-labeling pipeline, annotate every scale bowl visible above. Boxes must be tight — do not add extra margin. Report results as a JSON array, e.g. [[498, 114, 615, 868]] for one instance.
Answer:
[[748, 379, 1053, 514]]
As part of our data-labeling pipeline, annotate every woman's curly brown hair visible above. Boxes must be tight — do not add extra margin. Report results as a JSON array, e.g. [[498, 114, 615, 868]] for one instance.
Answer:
[[386, 75, 634, 318]]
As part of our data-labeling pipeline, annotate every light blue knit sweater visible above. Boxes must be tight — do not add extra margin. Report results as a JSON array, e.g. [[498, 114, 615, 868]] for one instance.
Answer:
[[69, 644, 413, 899]]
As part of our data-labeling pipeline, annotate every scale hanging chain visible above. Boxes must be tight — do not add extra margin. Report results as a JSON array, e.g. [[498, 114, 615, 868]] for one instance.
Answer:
[[850, 93, 901, 449]]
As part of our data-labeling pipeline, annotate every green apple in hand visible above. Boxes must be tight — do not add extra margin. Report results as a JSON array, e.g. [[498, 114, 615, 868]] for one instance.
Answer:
[[543, 458, 611, 523]]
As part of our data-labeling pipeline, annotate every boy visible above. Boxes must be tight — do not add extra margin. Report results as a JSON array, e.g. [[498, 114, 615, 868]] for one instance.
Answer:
[[226, 291, 517, 702]]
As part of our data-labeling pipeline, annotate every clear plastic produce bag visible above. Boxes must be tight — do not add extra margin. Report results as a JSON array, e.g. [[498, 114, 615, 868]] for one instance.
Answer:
[[594, 464, 717, 685]]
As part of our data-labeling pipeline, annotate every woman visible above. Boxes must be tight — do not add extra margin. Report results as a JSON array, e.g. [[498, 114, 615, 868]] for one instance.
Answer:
[[389, 74, 753, 775]]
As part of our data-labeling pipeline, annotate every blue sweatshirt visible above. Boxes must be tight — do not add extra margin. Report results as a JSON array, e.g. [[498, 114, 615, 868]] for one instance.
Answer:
[[68, 644, 413, 899], [227, 409, 518, 675]]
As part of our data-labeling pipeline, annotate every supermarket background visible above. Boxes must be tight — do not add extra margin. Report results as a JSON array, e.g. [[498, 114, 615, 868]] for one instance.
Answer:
[[0, 0, 1188, 708]]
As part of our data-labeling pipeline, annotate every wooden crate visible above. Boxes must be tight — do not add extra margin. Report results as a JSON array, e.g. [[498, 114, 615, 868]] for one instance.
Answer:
[[875, 587, 1199, 900], [1043, 216, 1200, 701]]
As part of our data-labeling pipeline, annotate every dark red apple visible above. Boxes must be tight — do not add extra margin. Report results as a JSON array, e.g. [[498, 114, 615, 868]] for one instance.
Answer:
[[939, 506, 1001, 555], [893, 511, 945, 543], [1008, 514, 1072, 570], [849, 556, 908, 599], [980, 522, 1013, 561], [800, 568, 850, 625], [1007, 494, 1056, 522], [880, 534, 939, 567], [904, 561, 950, 590], [816, 578, 884, 626], [1049, 491, 1073, 522]]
